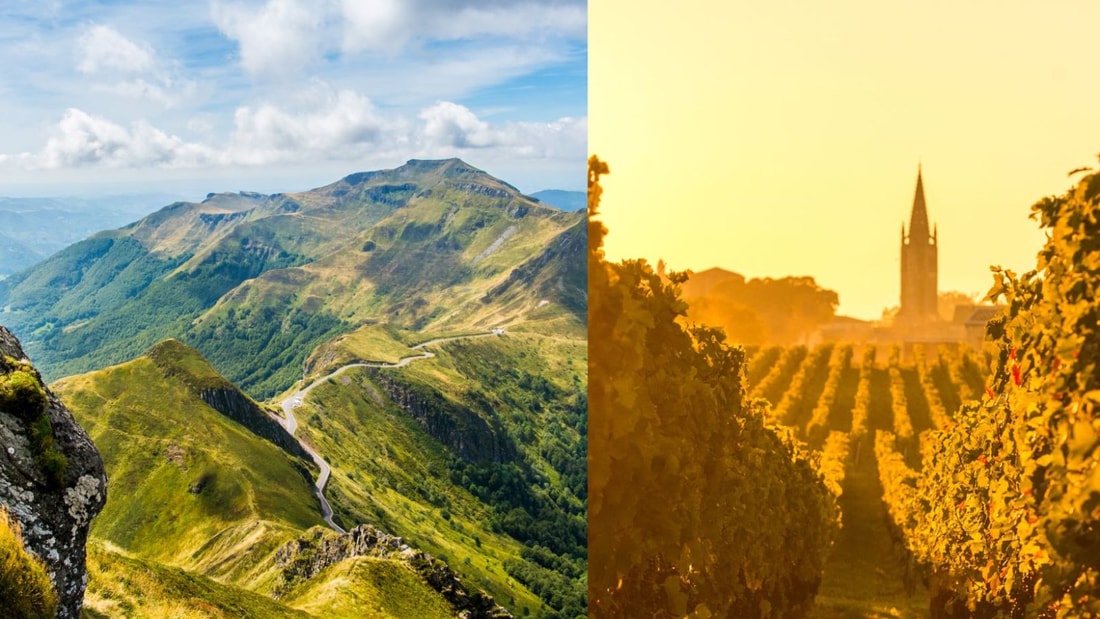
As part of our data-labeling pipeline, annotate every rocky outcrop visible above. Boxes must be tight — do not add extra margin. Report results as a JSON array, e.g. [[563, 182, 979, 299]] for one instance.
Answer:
[[0, 325, 107, 618], [369, 370, 517, 464], [275, 524, 513, 619], [197, 387, 310, 461]]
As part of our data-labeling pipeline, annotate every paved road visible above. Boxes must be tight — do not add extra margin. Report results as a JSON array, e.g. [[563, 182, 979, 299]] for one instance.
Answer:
[[271, 328, 504, 533]]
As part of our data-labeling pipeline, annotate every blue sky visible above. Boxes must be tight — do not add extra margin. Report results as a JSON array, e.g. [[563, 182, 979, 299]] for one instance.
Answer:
[[0, 0, 587, 198]]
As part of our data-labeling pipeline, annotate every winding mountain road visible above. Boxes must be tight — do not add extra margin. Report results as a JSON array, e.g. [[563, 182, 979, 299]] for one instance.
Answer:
[[271, 328, 505, 533]]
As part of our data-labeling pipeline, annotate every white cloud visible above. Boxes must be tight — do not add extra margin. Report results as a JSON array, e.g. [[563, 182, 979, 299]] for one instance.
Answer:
[[92, 79, 171, 107], [226, 89, 396, 164], [419, 102, 497, 148], [187, 116, 217, 136], [417, 102, 586, 158], [73, 24, 194, 108], [76, 25, 155, 74], [426, 3, 586, 41], [7, 96, 582, 173], [23, 108, 213, 169], [211, 0, 584, 81], [339, 0, 406, 52], [211, 0, 326, 78], [499, 115, 587, 158]]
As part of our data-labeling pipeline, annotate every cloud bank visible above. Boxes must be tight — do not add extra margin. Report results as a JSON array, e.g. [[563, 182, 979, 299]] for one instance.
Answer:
[[12, 96, 585, 171], [0, 0, 586, 191]]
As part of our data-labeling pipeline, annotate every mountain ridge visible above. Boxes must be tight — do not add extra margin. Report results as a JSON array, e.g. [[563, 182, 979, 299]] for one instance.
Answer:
[[0, 159, 585, 398]]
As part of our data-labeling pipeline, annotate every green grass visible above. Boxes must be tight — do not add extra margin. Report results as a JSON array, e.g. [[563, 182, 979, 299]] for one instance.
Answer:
[[302, 324, 419, 380], [281, 557, 455, 619], [80, 540, 455, 615], [0, 507, 58, 618], [297, 370, 545, 615], [57, 342, 492, 616], [147, 339, 234, 390], [295, 328, 587, 616], [84, 541, 309, 618], [52, 350, 322, 586], [2, 160, 582, 401]]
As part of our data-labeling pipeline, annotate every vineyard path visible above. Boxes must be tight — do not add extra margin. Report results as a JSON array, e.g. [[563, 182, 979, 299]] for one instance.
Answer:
[[809, 366, 928, 619]]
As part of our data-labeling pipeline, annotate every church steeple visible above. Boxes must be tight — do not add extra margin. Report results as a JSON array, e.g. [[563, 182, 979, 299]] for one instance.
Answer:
[[899, 164, 938, 323], [907, 165, 930, 243]]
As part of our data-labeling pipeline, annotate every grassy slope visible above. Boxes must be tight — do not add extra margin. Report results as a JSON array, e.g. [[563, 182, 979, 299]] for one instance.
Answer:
[[302, 324, 420, 379], [295, 327, 586, 617], [52, 350, 321, 587], [296, 367, 545, 615], [184, 189, 580, 397], [84, 542, 456, 619], [83, 541, 310, 619], [280, 557, 455, 619], [57, 343, 479, 617]]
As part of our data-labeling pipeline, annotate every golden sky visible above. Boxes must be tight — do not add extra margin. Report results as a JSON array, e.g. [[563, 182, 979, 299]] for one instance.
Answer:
[[590, 0, 1100, 320]]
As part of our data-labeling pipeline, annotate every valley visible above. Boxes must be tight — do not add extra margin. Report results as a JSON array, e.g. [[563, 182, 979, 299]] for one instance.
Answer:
[[275, 330, 507, 535]]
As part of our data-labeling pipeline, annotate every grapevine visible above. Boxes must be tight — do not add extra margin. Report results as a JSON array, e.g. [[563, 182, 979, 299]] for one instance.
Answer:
[[913, 344, 954, 430], [773, 344, 833, 427], [588, 157, 838, 618], [750, 345, 807, 405], [848, 345, 876, 443], [805, 345, 853, 445]]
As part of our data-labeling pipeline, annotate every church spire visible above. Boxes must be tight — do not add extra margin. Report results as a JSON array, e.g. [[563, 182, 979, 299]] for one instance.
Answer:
[[908, 165, 930, 243], [899, 163, 939, 323]]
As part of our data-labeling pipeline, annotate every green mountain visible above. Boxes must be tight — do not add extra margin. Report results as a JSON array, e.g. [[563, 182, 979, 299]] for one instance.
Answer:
[[52, 341, 322, 585], [293, 330, 587, 617], [0, 159, 585, 398], [54, 341, 519, 618], [19, 160, 587, 617]]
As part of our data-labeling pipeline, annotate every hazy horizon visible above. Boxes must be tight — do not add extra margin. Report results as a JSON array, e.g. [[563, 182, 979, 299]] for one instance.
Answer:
[[591, 0, 1098, 320]]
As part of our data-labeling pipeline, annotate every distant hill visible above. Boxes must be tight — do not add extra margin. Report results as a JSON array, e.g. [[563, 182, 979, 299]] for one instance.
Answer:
[[0, 195, 178, 276], [0, 159, 585, 397], [529, 190, 585, 211], [681, 266, 839, 346]]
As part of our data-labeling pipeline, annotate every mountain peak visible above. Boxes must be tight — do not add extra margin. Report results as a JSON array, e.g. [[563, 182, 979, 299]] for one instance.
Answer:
[[144, 338, 309, 461], [146, 339, 230, 391]]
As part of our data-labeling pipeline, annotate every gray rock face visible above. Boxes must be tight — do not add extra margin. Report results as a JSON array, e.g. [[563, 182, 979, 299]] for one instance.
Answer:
[[275, 524, 513, 619], [370, 370, 517, 465], [197, 387, 310, 461], [0, 325, 107, 619]]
